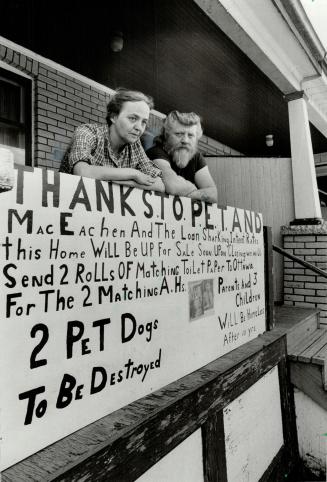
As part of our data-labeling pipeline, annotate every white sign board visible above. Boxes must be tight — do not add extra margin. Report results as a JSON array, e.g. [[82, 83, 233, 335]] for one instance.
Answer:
[[0, 167, 266, 469]]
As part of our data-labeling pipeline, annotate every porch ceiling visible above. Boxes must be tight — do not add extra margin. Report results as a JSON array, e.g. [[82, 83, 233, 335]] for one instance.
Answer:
[[196, 0, 327, 146]]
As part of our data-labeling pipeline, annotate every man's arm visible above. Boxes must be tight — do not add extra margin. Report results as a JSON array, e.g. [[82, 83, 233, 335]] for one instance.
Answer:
[[188, 166, 217, 203], [153, 158, 197, 196]]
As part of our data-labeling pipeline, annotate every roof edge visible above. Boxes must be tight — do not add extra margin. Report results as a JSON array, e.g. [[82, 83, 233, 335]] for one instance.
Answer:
[[273, 0, 327, 75]]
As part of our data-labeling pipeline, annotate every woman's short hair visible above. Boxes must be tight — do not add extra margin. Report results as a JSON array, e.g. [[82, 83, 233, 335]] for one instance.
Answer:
[[161, 110, 203, 141], [106, 87, 154, 125]]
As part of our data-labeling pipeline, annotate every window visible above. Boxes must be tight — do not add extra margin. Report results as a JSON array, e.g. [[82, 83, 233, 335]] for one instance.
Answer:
[[0, 67, 32, 165]]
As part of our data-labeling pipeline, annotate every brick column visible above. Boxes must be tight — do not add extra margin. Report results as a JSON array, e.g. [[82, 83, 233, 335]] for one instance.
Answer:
[[282, 225, 327, 326]]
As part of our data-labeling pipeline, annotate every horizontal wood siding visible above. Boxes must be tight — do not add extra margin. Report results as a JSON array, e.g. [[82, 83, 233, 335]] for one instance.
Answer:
[[207, 156, 295, 302]]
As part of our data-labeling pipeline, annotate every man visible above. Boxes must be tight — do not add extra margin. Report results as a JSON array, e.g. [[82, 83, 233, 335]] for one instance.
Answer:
[[60, 88, 164, 192], [146, 110, 217, 202]]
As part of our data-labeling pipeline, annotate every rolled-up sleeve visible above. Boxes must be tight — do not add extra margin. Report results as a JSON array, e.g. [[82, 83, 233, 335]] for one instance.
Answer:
[[135, 144, 162, 178], [67, 124, 97, 172]]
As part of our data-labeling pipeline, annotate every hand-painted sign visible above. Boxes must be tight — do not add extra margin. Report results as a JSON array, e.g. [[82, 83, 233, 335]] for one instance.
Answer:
[[0, 167, 266, 469]]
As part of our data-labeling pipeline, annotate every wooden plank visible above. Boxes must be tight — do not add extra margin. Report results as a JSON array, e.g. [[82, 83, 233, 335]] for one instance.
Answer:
[[275, 305, 319, 329], [264, 226, 275, 330], [274, 306, 319, 354], [224, 366, 283, 481], [3, 331, 286, 482], [271, 158, 283, 301], [290, 361, 327, 411], [313, 341, 327, 363], [310, 334, 327, 365], [216, 158, 226, 206], [298, 330, 327, 364], [232, 159, 241, 208], [207, 157, 296, 302], [202, 410, 227, 482], [277, 355, 300, 477], [241, 158, 251, 210], [288, 328, 326, 361]]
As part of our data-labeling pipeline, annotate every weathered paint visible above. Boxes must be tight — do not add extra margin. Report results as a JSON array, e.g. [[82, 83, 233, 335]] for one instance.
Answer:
[[294, 388, 327, 478], [224, 366, 284, 481], [136, 429, 203, 482]]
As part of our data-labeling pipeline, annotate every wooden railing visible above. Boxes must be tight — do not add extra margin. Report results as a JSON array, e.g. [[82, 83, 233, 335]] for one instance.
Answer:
[[273, 244, 327, 279], [2, 330, 299, 482]]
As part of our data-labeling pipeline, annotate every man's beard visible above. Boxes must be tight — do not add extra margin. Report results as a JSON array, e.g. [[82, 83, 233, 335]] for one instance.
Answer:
[[167, 145, 196, 168]]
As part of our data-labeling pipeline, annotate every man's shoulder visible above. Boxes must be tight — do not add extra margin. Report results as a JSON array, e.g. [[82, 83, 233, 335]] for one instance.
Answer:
[[146, 143, 170, 160], [191, 151, 206, 167]]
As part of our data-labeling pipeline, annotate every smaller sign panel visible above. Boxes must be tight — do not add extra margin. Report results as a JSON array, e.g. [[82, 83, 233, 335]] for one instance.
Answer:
[[0, 168, 266, 469]]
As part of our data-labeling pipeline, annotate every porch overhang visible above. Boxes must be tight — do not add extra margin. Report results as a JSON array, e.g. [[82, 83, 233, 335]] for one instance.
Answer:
[[195, 0, 327, 138]]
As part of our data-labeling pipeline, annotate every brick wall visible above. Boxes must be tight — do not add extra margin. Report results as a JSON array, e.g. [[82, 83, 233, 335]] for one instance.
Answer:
[[0, 39, 241, 171], [283, 228, 327, 326], [198, 136, 241, 156]]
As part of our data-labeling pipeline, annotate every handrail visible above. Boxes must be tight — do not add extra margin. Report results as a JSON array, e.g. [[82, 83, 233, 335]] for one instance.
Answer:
[[273, 244, 327, 279]]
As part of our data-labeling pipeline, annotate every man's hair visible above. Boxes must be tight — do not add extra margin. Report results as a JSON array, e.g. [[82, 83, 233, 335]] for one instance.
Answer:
[[106, 87, 154, 125], [160, 110, 203, 141]]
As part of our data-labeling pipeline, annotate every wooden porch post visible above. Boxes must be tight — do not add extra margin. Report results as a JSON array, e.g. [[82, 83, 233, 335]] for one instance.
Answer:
[[285, 91, 321, 222]]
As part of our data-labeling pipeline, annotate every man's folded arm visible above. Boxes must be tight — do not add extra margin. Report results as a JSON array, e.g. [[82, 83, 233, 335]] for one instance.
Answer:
[[188, 166, 218, 203], [153, 158, 197, 196]]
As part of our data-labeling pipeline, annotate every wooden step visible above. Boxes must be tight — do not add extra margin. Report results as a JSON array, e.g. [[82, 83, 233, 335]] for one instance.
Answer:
[[275, 306, 327, 403], [275, 306, 320, 353], [288, 328, 327, 363]]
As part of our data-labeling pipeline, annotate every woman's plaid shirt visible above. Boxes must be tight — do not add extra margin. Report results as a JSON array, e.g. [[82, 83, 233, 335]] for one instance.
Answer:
[[59, 123, 161, 178]]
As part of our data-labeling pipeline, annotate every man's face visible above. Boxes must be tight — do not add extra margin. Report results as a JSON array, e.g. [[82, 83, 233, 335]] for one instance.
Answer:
[[111, 100, 150, 145], [165, 122, 198, 168]]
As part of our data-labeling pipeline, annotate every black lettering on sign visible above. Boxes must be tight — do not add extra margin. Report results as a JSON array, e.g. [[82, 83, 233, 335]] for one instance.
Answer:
[[6, 292, 22, 318], [82, 285, 92, 306], [154, 191, 169, 220], [8, 209, 33, 234], [90, 367, 107, 395], [15, 164, 34, 205], [3, 263, 17, 288], [30, 323, 49, 369], [232, 208, 242, 232], [173, 196, 183, 220], [255, 212, 262, 233], [18, 386, 47, 425], [121, 313, 137, 343], [59, 264, 69, 285], [60, 212, 74, 235], [66, 320, 85, 359], [204, 203, 214, 229], [69, 178, 91, 211], [42, 168, 60, 208], [56, 374, 84, 409], [191, 200, 202, 227], [142, 190, 153, 219], [95, 179, 114, 212], [120, 186, 135, 216], [92, 318, 111, 351]]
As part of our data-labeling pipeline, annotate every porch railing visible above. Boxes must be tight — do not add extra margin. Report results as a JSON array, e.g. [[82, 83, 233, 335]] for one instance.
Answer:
[[273, 244, 327, 280]]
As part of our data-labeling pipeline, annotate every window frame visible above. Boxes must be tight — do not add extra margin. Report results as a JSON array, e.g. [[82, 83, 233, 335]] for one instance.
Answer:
[[0, 66, 32, 165]]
